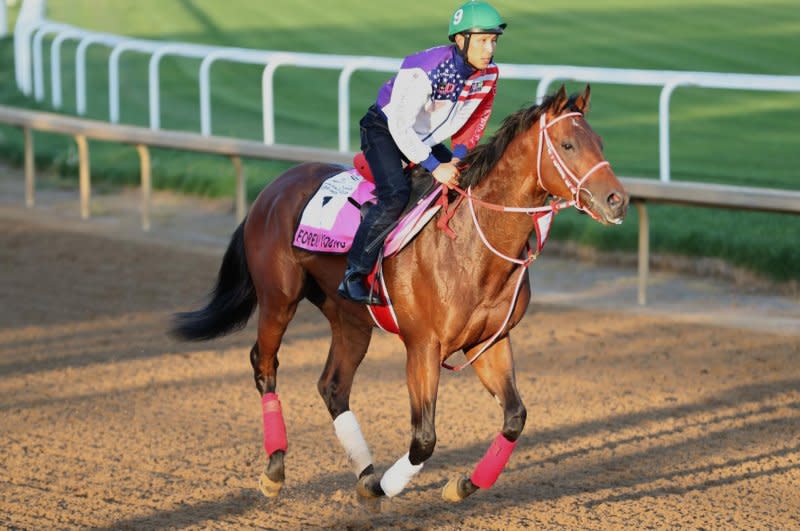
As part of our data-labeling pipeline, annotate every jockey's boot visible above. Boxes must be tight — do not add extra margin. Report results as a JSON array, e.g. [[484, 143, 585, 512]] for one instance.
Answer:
[[338, 267, 384, 306]]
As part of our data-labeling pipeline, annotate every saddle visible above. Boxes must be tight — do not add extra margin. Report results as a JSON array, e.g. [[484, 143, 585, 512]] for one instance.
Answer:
[[351, 152, 438, 221], [293, 154, 443, 257], [293, 154, 463, 333]]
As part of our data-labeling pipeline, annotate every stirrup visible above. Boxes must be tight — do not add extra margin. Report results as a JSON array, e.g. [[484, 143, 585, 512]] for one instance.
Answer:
[[338, 271, 384, 306]]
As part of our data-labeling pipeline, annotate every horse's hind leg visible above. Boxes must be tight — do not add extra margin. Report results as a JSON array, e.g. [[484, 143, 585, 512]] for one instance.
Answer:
[[315, 302, 375, 480], [443, 335, 526, 502], [250, 280, 304, 498]]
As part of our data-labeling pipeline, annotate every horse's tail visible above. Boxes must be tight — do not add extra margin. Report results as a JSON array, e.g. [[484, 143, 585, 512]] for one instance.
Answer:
[[171, 219, 257, 341]]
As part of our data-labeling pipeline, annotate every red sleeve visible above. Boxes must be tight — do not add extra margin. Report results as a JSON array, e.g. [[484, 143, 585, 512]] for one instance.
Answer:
[[451, 81, 497, 151]]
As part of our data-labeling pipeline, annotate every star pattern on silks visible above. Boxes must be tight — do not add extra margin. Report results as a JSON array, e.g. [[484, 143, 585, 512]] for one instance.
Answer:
[[430, 58, 467, 102]]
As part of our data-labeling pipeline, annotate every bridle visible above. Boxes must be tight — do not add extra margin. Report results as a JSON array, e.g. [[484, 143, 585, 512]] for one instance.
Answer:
[[441, 109, 612, 371], [537, 111, 610, 222], [449, 110, 611, 219]]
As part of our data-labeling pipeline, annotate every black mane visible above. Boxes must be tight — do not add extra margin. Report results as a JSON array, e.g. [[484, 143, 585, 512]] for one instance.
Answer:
[[458, 92, 581, 188]]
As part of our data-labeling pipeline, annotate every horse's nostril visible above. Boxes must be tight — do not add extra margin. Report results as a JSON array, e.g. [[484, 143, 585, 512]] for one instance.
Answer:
[[607, 192, 623, 208]]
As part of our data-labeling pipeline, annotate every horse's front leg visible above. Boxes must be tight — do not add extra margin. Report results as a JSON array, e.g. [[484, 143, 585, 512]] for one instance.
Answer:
[[443, 335, 526, 501], [358, 342, 441, 499]]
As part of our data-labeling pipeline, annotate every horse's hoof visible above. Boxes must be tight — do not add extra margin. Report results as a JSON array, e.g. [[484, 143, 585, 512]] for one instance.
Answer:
[[356, 489, 382, 513], [258, 471, 283, 498], [442, 478, 464, 502], [356, 473, 385, 499], [442, 476, 478, 502]]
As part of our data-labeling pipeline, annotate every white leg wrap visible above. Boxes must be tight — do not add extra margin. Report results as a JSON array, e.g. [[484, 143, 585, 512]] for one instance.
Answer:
[[379, 452, 423, 497], [333, 411, 373, 477]]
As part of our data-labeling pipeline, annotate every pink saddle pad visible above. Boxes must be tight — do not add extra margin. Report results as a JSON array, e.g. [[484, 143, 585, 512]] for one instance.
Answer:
[[293, 169, 441, 256]]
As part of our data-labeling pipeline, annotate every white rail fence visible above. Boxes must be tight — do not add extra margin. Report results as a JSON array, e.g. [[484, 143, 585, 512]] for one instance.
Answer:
[[3, 104, 800, 306], [1, 1, 7, 38], [12, 2, 800, 182]]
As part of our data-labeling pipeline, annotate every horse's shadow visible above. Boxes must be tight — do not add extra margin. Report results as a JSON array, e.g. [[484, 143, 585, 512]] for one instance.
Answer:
[[89, 489, 261, 531], [330, 378, 800, 525], [0, 300, 332, 379], [98, 377, 799, 529]]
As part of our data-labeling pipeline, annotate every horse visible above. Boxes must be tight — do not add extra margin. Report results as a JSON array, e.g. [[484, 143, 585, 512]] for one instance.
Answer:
[[172, 84, 628, 503]]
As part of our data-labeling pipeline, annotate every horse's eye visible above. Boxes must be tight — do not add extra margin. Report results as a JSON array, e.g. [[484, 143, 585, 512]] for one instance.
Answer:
[[562, 142, 574, 150]]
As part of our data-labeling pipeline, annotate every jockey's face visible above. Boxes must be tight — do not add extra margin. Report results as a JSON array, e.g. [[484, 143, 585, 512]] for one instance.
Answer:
[[455, 32, 498, 70]]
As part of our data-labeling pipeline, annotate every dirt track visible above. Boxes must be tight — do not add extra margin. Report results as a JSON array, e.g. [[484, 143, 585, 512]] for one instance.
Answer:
[[1, 210, 799, 530]]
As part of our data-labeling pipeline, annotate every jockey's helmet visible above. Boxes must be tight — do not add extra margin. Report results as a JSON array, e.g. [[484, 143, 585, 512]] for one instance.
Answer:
[[448, 0, 506, 41]]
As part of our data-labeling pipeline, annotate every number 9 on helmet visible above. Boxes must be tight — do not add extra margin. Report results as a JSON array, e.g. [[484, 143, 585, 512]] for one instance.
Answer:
[[448, 0, 506, 41]]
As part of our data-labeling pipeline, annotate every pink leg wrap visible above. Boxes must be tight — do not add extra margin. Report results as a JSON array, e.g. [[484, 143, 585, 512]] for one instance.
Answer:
[[261, 392, 288, 455], [470, 433, 517, 489]]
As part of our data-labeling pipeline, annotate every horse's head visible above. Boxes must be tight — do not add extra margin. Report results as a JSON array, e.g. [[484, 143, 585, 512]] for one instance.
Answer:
[[536, 85, 628, 225]]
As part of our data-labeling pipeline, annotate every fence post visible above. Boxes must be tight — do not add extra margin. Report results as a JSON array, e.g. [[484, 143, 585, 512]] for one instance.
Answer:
[[659, 80, 682, 183], [634, 200, 649, 306], [199, 50, 221, 137], [51, 30, 82, 109], [261, 56, 288, 144], [75, 134, 90, 219], [14, 0, 47, 95], [33, 24, 67, 102], [230, 155, 246, 222], [136, 144, 151, 231], [536, 75, 557, 104], [32, 25, 50, 101], [338, 61, 363, 153], [24, 127, 35, 207], [75, 36, 92, 115], [110, 41, 156, 123], [148, 47, 169, 130], [0, 0, 7, 38]]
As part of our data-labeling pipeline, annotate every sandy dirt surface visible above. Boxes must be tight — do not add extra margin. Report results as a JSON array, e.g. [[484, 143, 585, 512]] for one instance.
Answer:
[[1, 175, 799, 530]]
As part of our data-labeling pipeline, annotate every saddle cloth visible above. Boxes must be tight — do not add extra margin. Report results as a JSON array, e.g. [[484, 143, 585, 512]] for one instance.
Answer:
[[293, 168, 441, 258]]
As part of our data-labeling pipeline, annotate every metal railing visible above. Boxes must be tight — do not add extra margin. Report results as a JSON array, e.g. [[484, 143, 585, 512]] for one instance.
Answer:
[[622, 179, 800, 305], [2, 104, 799, 305], [13, 0, 45, 93], [0, 104, 351, 229], [15, 14, 800, 183], [1, 0, 8, 38]]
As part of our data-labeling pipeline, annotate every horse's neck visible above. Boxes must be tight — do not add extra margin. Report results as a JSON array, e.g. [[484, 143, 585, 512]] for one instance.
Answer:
[[462, 131, 547, 262]]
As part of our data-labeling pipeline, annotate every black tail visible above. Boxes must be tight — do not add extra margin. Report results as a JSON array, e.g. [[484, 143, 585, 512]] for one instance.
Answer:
[[171, 220, 257, 341]]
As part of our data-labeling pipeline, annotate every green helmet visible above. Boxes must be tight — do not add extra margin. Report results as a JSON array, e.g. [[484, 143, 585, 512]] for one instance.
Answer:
[[448, 0, 506, 42]]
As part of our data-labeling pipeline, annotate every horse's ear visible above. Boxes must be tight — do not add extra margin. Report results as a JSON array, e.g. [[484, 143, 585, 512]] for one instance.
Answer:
[[554, 84, 568, 111], [575, 84, 591, 114]]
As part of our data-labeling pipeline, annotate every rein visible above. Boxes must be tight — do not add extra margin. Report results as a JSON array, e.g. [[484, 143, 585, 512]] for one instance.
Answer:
[[441, 110, 610, 371]]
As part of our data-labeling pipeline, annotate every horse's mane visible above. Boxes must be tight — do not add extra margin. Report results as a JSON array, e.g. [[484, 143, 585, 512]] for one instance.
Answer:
[[458, 92, 581, 188]]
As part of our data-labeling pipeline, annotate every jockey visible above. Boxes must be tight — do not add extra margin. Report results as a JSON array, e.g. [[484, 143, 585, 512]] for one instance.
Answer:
[[338, 0, 506, 305]]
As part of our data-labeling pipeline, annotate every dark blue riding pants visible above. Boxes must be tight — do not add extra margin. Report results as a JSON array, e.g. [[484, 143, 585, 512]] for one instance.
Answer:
[[347, 105, 450, 273]]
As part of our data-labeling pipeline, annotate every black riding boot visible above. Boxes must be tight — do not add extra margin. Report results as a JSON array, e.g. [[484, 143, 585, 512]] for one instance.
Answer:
[[337, 266, 384, 306]]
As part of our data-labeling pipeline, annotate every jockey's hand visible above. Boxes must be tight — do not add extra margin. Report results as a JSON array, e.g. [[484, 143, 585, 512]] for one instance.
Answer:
[[432, 162, 460, 189]]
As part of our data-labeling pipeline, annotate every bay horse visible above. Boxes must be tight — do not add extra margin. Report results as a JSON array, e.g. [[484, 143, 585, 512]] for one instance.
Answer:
[[172, 85, 628, 503]]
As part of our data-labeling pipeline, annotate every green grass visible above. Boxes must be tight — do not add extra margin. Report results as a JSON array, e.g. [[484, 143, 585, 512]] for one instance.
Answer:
[[1, 0, 799, 280]]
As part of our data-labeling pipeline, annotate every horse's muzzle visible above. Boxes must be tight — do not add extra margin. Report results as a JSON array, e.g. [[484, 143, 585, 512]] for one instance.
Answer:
[[595, 189, 628, 225]]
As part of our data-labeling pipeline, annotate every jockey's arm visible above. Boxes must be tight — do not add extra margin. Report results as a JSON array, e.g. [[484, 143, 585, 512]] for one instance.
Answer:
[[385, 68, 444, 174], [431, 143, 455, 163]]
